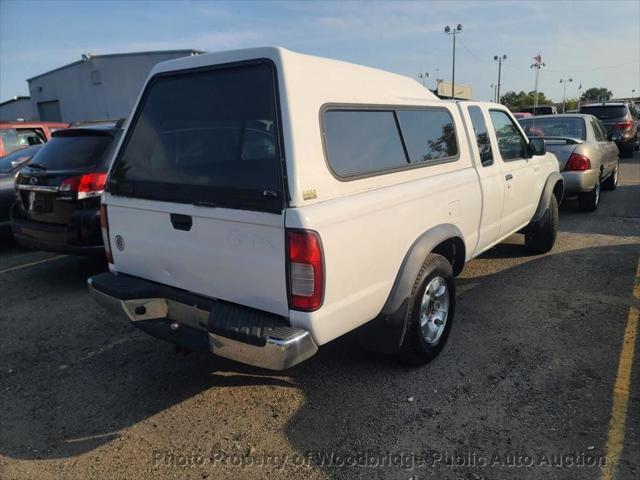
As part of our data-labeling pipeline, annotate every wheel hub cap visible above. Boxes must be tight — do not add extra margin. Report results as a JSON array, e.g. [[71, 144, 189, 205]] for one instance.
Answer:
[[419, 276, 450, 344]]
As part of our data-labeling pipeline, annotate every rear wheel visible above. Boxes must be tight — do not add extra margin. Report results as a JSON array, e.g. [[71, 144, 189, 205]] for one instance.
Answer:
[[602, 166, 618, 191], [525, 194, 558, 254], [579, 175, 601, 211], [399, 254, 455, 365]]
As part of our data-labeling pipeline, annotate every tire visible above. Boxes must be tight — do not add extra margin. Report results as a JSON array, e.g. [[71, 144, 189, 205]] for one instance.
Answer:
[[602, 166, 618, 191], [621, 143, 634, 158], [525, 194, 558, 254], [399, 253, 456, 365], [578, 175, 601, 211]]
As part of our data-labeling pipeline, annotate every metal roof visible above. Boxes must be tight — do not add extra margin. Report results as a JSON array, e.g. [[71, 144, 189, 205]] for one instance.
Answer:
[[0, 96, 31, 107], [26, 49, 204, 82]]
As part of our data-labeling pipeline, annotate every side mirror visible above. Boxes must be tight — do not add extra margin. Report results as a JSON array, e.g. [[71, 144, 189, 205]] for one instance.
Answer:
[[528, 137, 546, 156]]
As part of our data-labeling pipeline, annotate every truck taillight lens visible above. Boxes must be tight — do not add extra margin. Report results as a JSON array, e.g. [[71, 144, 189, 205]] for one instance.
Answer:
[[614, 120, 633, 130], [100, 204, 113, 263], [565, 153, 591, 171], [287, 230, 324, 311], [60, 173, 107, 199]]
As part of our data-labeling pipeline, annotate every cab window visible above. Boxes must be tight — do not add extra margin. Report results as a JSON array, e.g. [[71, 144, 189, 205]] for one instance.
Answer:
[[489, 110, 528, 160]]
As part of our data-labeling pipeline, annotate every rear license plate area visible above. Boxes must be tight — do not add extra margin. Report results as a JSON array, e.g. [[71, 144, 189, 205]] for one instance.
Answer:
[[24, 191, 54, 214]]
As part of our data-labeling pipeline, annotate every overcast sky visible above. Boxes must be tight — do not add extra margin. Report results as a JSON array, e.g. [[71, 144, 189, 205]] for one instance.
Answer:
[[1, 0, 639, 103]]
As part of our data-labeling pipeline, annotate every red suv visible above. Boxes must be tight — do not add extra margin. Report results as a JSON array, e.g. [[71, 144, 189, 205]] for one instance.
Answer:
[[0, 122, 69, 157]]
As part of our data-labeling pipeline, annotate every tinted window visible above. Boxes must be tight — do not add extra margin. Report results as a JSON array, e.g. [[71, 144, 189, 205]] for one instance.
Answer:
[[323, 110, 407, 177], [590, 118, 605, 141], [396, 109, 458, 163], [579, 106, 628, 119], [28, 135, 112, 170], [110, 62, 283, 212], [0, 128, 20, 155], [468, 106, 493, 166], [489, 110, 527, 160], [519, 117, 586, 140], [0, 145, 42, 173]]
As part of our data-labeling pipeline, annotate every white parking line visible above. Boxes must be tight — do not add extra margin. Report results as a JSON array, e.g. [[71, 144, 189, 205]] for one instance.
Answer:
[[0, 255, 67, 274]]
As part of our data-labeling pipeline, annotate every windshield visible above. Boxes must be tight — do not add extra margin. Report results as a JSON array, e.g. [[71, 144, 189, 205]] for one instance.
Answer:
[[27, 135, 112, 171], [0, 145, 42, 173], [579, 106, 628, 119], [108, 61, 283, 212], [519, 117, 586, 140]]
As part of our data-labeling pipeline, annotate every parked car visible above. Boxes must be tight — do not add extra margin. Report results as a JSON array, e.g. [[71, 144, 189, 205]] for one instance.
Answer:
[[579, 102, 638, 157], [520, 105, 558, 115], [519, 114, 619, 211], [88, 47, 562, 370], [0, 145, 42, 234], [512, 112, 533, 119], [0, 121, 68, 156], [11, 122, 122, 255]]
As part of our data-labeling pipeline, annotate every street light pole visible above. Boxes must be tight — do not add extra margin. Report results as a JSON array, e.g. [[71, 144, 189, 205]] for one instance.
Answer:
[[578, 83, 582, 109], [560, 77, 573, 113], [444, 24, 462, 99], [530, 55, 546, 115], [494, 54, 507, 103], [490, 84, 497, 102], [417, 72, 429, 87]]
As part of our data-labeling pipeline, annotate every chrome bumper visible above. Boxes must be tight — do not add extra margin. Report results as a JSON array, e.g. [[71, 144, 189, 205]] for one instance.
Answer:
[[88, 277, 318, 370]]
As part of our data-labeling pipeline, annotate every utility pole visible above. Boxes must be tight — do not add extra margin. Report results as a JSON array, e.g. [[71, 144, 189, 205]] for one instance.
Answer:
[[530, 54, 546, 115], [444, 24, 462, 99], [493, 54, 507, 104], [560, 77, 573, 113], [490, 84, 497, 102]]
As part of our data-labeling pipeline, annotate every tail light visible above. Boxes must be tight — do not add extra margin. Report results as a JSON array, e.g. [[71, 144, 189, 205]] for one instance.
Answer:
[[613, 120, 633, 130], [100, 204, 113, 263], [565, 153, 591, 171], [60, 172, 107, 199], [287, 229, 324, 311]]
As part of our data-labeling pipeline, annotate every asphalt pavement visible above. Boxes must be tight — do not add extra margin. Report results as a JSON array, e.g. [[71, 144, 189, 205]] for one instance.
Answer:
[[0, 152, 638, 480]]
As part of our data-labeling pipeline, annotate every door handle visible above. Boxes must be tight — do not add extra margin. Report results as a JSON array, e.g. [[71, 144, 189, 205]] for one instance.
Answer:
[[170, 213, 192, 231], [505, 174, 513, 181]]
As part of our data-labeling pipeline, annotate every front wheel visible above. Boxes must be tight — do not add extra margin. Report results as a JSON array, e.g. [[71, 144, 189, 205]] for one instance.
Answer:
[[399, 254, 456, 365], [602, 166, 618, 191], [525, 194, 558, 254]]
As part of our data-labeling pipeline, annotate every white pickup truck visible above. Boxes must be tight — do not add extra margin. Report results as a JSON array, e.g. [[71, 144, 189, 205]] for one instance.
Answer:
[[89, 47, 563, 370]]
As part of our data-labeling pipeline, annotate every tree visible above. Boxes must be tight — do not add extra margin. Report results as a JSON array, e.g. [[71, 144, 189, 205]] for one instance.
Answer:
[[580, 87, 612, 103], [500, 90, 553, 111], [563, 97, 579, 112]]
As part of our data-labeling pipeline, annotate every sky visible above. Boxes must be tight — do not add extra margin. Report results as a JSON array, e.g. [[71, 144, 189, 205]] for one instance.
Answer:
[[1, 0, 639, 103]]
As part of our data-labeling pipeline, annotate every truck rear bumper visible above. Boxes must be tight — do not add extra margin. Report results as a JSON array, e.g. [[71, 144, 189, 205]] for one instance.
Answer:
[[88, 272, 317, 370]]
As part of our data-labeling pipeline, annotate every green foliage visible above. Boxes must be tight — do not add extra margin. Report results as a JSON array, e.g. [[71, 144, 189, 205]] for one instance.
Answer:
[[580, 87, 613, 102], [563, 97, 579, 112], [500, 90, 553, 111]]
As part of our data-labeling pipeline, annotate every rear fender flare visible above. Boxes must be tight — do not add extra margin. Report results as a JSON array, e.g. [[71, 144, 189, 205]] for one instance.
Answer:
[[358, 223, 465, 354]]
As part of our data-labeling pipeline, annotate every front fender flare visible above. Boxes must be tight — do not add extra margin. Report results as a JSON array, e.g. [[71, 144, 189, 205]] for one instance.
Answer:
[[531, 172, 563, 223], [358, 223, 465, 354]]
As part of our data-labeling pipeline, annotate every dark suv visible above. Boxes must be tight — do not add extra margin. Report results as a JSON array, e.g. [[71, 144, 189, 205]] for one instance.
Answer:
[[11, 123, 122, 255], [579, 103, 638, 157]]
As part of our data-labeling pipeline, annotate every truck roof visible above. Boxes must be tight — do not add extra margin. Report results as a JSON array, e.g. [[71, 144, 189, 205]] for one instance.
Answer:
[[148, 46, 438, 105]]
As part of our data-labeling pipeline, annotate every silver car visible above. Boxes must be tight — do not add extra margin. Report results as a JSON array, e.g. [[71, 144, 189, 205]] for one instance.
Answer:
[[519, 114, 619, 211]]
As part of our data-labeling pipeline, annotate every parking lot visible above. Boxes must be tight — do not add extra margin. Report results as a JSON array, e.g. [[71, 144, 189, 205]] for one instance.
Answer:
[[0, 152, 638, 480]]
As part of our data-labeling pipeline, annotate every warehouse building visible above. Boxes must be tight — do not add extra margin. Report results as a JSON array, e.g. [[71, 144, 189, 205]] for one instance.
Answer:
[[0, 96, 34, 121], [25, 49, 202, 122]]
